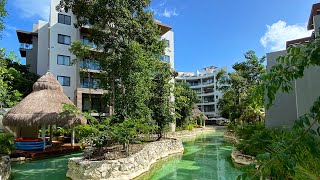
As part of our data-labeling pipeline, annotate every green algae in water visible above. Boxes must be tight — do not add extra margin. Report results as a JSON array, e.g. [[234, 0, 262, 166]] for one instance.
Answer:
[[144, 131, 243, 180], [11, 153, 82, 180]]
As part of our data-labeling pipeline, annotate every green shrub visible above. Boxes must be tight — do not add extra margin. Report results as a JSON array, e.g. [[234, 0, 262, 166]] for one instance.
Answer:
[[186, 124, 193, 131], [193, 124, 202, 128], [0, 133, 15, 155], [236, 128, 273, 156], [235, 122, 265, 140], [226, 121, 238, 131], [75, 124, 99, 141]]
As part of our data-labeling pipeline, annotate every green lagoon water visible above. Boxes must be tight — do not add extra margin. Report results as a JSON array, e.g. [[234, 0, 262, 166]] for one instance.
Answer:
[[11, 153, 82, 180], [11, 131, 242, 180], [139, 131, 243, 180]]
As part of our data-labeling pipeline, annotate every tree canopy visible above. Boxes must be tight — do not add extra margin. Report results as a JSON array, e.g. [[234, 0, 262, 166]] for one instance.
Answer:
[[174, 81, 199, 128], [0, 49, 22, 108], [217, 50, 266, 122], [57, 0, 175, 150], [0, 0, 7, 38]]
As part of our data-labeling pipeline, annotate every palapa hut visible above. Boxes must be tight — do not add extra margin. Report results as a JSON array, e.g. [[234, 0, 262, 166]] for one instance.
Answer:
[[3, 72, 86, 147], [192, 104, 208, 127]]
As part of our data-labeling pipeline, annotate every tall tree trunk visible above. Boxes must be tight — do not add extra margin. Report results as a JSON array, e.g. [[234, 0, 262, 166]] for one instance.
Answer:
[[110, 73, 115, 115]]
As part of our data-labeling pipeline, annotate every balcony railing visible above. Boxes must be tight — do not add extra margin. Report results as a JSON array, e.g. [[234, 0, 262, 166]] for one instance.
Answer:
[[20, 43, 33, 50], [81, 38, 97, 49], [80, 60, 101, 70], [203, 90, 214, 94], [188, 82, 201, 86], [80, 78, 100, 89], [202, 79, 214, 85], [203, 99, 215, 103]]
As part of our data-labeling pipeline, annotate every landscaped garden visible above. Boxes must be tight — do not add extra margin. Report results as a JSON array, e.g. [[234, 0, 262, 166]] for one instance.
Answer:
[[1, 0, 320, 179], [220, 39, 320, 179]]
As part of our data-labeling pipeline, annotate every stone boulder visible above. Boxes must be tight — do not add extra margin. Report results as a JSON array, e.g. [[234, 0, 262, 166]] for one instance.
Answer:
[[0, 156, 11, 180]]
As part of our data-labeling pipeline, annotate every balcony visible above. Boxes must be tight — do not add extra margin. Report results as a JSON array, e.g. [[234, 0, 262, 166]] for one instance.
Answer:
[[80, 78, 100, 89], [187, 81, 201, 87], [80, 60, 101, 71], [19, 43, 33, 57], [20, 43, 33, 50], [203, 97, 215, 103], [203, 89, 214, 94], [202, 79, 214, 85], [81, 37, 97, 49]]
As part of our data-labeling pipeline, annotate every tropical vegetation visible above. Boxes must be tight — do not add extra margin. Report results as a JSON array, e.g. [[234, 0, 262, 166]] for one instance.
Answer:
[[54, 0, 199, 156], [217, 50, 265, 123], [174, 81, 201, 130], [228, 39, 320, 179]]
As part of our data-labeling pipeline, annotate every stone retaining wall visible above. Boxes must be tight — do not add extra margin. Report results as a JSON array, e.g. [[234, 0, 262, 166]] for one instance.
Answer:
[[223, 130, 239, 143], [231, 149, 256, 165], [66, 139, 184, 180], [0, 156, 11, 180]]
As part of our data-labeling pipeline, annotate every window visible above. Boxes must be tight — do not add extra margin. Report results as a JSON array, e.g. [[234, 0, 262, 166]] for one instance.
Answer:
[[58, 14, 71, 25], [160, 55, 170, 63], [216, 95, 219, 99], [57, 55, 71, 66], [57, 76, 70, 86], [164, 39, 170, 47], [58, 34, 71, 45]]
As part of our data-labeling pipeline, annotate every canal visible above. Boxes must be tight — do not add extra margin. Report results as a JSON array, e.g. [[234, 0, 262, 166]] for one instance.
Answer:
[[11, 131, 242, 180]]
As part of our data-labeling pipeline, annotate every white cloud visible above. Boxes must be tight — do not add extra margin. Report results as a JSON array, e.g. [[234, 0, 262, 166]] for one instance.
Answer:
[[5, 24, 17, 31], [158, 8, 179, 18], [2, 24, 17, 37], [152, 0, 179, 18], [260, 20, 312, 51], [12, 0, 50, 21]]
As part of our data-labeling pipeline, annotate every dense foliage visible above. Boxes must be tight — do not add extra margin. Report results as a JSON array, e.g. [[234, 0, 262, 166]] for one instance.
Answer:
[[174, 81, 199, 128], [0, 133, 15, 155], [0, 49, 22, 108], [236, 39, 320, 179], [6, 58, 39, 97], [0, 0, 7, 38], [57, 0, 175, 154], [217, 50, 265, 122]]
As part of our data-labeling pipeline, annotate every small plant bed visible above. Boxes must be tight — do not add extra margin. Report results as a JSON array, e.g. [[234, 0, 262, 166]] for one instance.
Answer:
[[84, 143, 145, 161]]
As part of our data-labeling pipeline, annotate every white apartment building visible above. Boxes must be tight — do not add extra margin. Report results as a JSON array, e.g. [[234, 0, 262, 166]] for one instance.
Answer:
[[175, 66, 226, 122], [16, 0, 174, 115]]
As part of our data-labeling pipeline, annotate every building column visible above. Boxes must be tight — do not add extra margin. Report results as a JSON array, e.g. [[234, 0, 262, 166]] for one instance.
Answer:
[[49, 125, 53, 144], [41, 124, 46, 149], [71, 125, 75, 148]]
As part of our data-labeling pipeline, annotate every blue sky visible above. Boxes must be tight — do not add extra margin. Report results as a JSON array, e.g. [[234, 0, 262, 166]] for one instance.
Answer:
[[1, 0, 319, 72]]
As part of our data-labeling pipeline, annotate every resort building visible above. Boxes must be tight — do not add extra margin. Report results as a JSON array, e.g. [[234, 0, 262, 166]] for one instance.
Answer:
[[16, 0, 174, 116], [175, 66, 227, 123], [265, 3, 320, 128]]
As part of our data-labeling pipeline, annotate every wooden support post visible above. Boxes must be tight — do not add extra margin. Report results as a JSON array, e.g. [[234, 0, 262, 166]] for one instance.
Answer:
[[71, 125, 75, 148], [41, 124, 46, 149], [50, 125, 53, 144]]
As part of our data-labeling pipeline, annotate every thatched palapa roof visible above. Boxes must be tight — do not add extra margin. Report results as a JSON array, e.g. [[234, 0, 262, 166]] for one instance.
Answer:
[[192, 104, 208, 121], [3, 72, 86, 127]]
